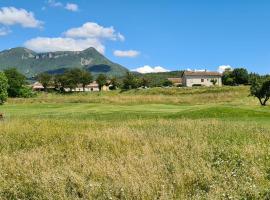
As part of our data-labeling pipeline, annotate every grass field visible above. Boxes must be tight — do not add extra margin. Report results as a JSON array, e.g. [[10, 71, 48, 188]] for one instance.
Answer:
[[0, 86, 270, 199]]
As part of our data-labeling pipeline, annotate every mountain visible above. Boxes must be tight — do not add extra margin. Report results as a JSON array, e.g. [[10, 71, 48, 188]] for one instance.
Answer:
[[0, 47, 129, 78]]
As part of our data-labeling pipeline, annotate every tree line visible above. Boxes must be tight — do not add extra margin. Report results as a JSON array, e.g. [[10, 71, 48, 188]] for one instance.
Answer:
[[37, 68, 117, 92], [37, 70, 171, 92], [222, 67, 270, 86], [0, 67, 269, 106], [221, 67, 270, 106]]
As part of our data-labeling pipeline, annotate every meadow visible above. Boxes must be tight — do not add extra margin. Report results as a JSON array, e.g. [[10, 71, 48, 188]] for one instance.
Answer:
[[0, 86, 270, 199]]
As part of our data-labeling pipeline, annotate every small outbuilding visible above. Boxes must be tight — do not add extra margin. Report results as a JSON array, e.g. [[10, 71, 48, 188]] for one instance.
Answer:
[[167, 78, 182, 87]]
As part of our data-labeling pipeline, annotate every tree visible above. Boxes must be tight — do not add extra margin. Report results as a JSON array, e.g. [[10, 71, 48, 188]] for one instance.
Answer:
[[232, 68, 249, 85], [250, 78, 270, 106], [222, 68, 235, 85], [249, 72, 260, 85], [53, 74, 66, 92], [53, 69, 93, 92], [0, 72, 8, 105], [4, 68, 26, 97], [96, 74, 107, 91], [122, 72, 139, 90], [139, 77, 150, 88], [109, 77, 119, 90], [37, 72, 52, 91], [63, 68, 82, 92], [80, 70, 93, 91]]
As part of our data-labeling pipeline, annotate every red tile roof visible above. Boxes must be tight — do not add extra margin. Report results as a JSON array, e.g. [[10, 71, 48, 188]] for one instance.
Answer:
[[183, 71, 221, 76]]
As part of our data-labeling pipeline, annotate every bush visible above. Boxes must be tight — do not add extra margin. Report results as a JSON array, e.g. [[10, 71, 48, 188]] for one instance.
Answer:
[[162, 80, 173, 87], [0, 72, 8, 105], [18, 86, 37, 98], [4, 68, 26, 97]]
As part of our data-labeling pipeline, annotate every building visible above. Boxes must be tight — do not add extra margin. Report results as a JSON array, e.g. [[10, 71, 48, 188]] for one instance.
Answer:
[[32, 81, 110, 92], [182, 71, 222, 87], [72, 81, 100, 92], [167, 78, 182, 87], [32, 81, 45, 91]]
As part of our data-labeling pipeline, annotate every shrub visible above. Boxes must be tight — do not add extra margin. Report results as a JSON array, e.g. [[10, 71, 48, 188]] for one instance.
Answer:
[[162, 80, 173, 87], [0, 72, 8, 105], [4, 68, 26, 97], [18, 86, 37, 98]]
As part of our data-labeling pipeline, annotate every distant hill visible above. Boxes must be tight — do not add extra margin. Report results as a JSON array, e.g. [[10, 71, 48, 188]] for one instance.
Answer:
[[0, 47, 128, 78]]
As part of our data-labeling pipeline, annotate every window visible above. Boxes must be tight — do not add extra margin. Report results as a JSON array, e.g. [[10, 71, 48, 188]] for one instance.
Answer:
[[201, 79, 204, 82]]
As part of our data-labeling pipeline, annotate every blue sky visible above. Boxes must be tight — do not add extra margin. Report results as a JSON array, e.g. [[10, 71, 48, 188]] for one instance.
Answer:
[[0, 0, 270, 74]]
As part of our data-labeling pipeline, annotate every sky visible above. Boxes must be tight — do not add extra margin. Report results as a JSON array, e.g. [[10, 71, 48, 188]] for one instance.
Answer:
[[0, 0, 270, 74]]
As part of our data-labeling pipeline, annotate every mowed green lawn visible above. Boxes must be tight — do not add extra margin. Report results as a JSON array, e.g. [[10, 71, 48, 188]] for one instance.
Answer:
[[0, 86, 270, 199]]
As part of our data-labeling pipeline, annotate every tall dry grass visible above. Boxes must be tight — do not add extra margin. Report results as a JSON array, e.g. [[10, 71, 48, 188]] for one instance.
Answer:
[[0, 118, 270, 199], [7, 86, 250, 105]]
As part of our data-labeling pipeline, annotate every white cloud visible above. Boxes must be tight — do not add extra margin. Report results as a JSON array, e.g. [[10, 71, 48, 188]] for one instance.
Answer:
[[113, 50, 140, 58], [133, 65, 170, 74], [24, 21, 124, 54], [0, 7, 43, 28], [24, 37, 105, 53], [48, 0, 63, 8], [218, 65, 233, 73], [47, 1, 79, 12], [0, 27, 11, 36], [65, 3, 79, 12], [117, 33, 125, 41], [64, 22, 124, 41]]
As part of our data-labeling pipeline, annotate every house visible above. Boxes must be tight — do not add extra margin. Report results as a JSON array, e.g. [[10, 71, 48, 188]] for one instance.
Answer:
[[167, 78, 182, 86], [32, 82, 56, 91], [182, 71, 222, 87], [72, 81, 100, 92], [32, 81, 44, 91]]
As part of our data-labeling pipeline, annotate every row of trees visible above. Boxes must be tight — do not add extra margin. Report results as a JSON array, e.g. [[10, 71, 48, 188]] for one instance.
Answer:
[[222, 68, 249, 85], [37, 70, 172, 93], [37, 69, 113, 92], [38, 69, 92, 92], [222, 67, 270, 86]]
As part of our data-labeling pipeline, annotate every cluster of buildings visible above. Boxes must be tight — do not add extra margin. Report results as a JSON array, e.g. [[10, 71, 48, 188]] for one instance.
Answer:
[[32, 70, 222, 91], [32, 81, 110, 92]]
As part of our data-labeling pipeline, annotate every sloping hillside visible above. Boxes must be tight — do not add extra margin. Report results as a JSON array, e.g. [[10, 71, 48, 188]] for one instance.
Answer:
[[0, 47, 128, 77]]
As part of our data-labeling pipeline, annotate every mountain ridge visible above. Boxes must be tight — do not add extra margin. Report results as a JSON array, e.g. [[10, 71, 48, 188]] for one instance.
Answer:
[[0, 47, 129, 78]]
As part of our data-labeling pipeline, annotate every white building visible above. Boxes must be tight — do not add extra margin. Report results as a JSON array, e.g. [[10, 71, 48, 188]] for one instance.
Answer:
[[32, 81, 106, 92], [71, 81, 100, 92], [182, 71, 222, 87]]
